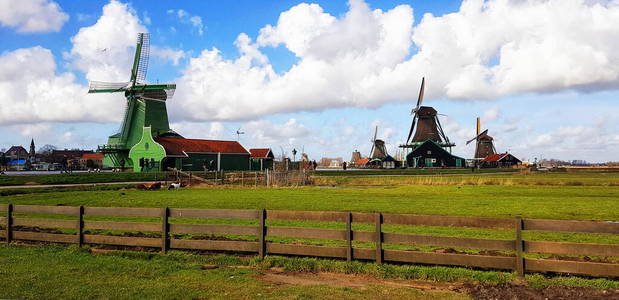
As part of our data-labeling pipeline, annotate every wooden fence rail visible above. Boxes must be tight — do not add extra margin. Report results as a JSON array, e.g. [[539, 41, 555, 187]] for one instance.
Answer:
[[1, 204, 618, 278]]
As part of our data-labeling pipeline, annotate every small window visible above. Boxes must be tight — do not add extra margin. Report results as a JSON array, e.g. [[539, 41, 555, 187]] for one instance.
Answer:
[[427, 150, 432, 155], [145, 143, 149, 150]]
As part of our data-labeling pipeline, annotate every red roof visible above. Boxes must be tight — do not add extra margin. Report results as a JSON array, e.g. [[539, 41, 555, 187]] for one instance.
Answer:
[[249, 148, 272, 158], [355, 158, 370, 165], [82, 153, 104, 160], [155, 137, 249, 156], [482, 153, 508, 162]]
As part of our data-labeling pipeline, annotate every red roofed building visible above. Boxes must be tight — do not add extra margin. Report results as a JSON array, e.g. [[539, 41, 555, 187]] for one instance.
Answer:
[[249, 148, 274, 170], [125, 126, 254, 172], [481, 152, 521, 168], [79, 153, 105, 169]]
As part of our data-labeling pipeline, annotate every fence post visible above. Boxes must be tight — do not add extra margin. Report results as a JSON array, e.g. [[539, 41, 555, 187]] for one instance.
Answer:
[[189, 172, 192, 186], [375, 213, 382, 264], [258, 209, 266, 259], [346, 212, 352, 262], [515, 216, 524, 278], [162, 207, 170, 254], [254, 171, 258, 187], [78, 206, 84, 247], [5, 204, 12, 244]]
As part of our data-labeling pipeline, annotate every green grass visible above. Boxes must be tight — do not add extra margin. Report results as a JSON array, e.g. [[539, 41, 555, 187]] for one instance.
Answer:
[[0, 244, 468, 300], [314, 168, 519, 176], [0, 172, 166, 186], [316, 171, 619, 187]]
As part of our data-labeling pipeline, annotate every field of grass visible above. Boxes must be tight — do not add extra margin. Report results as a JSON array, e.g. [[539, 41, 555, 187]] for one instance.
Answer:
[[314, 168, 519, 176], [1, 171, 618, 298], [0, 172, 166, 186], [0, 244, 470, 300], [315, 171, 619, 187]]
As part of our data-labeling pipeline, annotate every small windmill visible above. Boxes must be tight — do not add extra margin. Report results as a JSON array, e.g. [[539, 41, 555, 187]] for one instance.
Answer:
[[369, 125, 388, 159], [466, 117, 496, 159], [236, 128, 245, 141], [88, 33, 179, 168], [401, 77, 454, 151]]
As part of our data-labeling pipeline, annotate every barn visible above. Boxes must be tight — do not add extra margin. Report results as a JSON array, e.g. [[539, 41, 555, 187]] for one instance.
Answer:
[[249, 148, 274, 170], [406, 139, 466, 168], [128, 127, 250, 172], [481, 153, 521, 168]]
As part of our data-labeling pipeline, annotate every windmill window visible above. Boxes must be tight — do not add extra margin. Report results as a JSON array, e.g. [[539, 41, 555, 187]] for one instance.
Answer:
[[427, 150, 432, 154], [145, 143, 149, 150]]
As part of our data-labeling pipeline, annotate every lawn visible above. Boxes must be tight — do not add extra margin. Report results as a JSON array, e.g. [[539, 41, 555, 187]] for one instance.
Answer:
[[0, 172, 166, 186], [0, 244, 468, 300]]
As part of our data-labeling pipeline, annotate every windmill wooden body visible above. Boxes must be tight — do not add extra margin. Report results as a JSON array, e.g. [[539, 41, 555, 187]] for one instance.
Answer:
[[400, 78, 465, 168], [88, 33, 180, 169], [466, 117, 497, 160]]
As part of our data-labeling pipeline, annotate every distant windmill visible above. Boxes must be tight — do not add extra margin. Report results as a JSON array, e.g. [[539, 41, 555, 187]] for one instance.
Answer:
[[466, 117, 496, 159], [401, 77, 454, 150], [236, 128, 245, 141], [369, 125, 388, 159]]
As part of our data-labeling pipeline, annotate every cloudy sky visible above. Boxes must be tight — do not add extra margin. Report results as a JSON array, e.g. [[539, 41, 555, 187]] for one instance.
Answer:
[[1, 0, 618, 162]]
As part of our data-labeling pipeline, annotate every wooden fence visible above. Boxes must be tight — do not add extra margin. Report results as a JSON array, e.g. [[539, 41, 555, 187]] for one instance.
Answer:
[[1, 204, 618, 278]]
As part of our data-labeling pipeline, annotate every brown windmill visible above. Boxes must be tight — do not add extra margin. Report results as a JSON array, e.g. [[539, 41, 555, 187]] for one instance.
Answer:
[[369, 125, 388, 159], [401, 77, 455, 151], [466, 117, 496, 159]]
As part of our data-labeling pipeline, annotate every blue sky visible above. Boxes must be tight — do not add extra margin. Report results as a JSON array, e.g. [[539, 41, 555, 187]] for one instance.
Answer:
[[1, 0, 618, 162]]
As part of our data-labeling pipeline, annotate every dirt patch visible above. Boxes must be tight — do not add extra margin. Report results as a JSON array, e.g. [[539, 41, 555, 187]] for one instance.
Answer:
[[257, 269, 457, 291], [460, 283, 619, 300]]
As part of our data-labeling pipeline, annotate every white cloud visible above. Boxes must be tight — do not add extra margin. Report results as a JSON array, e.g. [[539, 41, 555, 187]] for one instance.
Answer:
[[151, 46, 186, 66], [482, 106, 500, 122], [244, 118, 310, 147], [171, 0, 619, 122], [170, 121, 225, 139], [0, 0, 68, 33], [167, 9, 204, 36], [12, 123, 52, 137]]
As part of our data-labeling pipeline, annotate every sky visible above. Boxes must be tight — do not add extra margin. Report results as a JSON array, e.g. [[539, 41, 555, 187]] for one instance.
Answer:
[[0, 0, 618, 163]]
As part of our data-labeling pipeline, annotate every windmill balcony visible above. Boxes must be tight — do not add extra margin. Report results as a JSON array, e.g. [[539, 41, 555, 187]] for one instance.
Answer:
[[97, 144, 129, 153]]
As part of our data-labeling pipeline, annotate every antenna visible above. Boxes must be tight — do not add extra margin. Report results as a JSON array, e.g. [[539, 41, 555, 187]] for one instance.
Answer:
[[236, 127, 245, 141]]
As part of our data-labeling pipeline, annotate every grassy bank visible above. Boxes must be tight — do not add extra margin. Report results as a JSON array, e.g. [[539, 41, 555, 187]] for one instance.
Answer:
[[314, 168, 519, 176], [315, 171, 619, 187], [0, 172, 166, 186], [0, 244, 468, 300]]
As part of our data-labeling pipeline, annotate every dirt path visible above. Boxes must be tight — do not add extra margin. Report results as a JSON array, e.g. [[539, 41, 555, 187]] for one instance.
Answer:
[[0, 181, 157, 190], [256, 269, 619, 300]]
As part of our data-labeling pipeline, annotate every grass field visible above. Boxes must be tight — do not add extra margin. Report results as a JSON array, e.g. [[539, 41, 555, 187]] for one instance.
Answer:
[[314, 168, 519, 176], [0, 172, 166, 186], [1, 171, 618, 298]]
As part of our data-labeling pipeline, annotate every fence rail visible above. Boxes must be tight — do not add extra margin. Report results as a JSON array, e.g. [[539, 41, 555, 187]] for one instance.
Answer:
[[2, 204, 618, 278]]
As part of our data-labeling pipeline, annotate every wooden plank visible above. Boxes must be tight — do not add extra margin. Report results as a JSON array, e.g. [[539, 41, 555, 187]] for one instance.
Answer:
[[0, 204, 6, 211], [524, 219, 619, 234], [170, 223, 259, 236], [84, 221, 161, 232], [525, 258, 619, 277], [266, 243, 347, 258], [267, 227, 346, 240], [346, 212, 352, 262], [170, 239, 258, 252], [267, 210, 347, 222], [84, 207, 161, 217], [383, 233, 515, 251], [13, 218, 78, 229], [376, 213, 383, 264], [13, 231, 78, 244], [14, 205, 79, 215], [169, 208, 258, 219], [0, 231, 4, 238], [525, 241, 619, 257], [83, 234, 161, 247], [351, 212, 375, 223], [352, 231, 375, 242], [0, 217, 5, 224], [382, 213, 513, 229], [259, 209, 266, 258], [384, 250, 515, 270], [352, 248, 375, 260], [515, 217, 524, 277]]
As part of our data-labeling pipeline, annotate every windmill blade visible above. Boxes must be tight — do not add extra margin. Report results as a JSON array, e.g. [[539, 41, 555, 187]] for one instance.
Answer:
[[406, 116, 417, 143], [466, 129, 488, 145], [88, 81, 129, 93], [416, 77, 425, 108], [373, 125, 378, 142], [130, 33, 150, 85]]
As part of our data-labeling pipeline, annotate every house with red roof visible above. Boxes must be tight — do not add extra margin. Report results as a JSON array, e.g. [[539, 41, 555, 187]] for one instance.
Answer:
[[481, 152, 521, 168], [126, 126, 252, 172], [249, 148, 274, 170]]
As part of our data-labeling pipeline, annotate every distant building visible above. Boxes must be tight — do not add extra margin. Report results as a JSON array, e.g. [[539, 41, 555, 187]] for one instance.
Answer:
[[481, 153, 522, 168], [406, 140, 466, 168], [29, 139, 36, 162], [319, 157, 343, 167], [6, 146, 28, 160], [79, 153, 105, 169], [249, 148, 274, 171]]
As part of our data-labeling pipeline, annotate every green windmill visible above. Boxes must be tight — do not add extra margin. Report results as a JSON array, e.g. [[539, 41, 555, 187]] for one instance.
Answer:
[[88, 33, 181, 170]]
